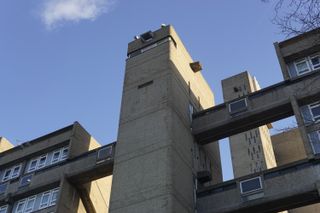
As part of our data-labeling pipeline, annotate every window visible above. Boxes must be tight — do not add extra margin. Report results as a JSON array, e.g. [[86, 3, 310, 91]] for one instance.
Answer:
[[19, 175, 32, 188], [295, 58, 310, 74], [97, 146, 113, 163], [240, 176, 263, 194], [229, 98, 247, 114], [309, 102, 320, 122], [0, 205, 8, 213], [60, 147, 69, 161], [28, 159, 38, 173], [15, 199, 26, 213], [50, 188, 59, 206], [11, 165, 21, 179], [51, 150, 61, 164], [2, 169, 11, 182], [310, 55, 320, 69], [39, 191, 51, 209], [38, 155, 47, 169], [24, 196, 36, 213]]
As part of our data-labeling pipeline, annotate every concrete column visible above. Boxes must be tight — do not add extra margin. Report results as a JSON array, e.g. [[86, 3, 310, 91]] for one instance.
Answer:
[[290, 95, 314, 158]]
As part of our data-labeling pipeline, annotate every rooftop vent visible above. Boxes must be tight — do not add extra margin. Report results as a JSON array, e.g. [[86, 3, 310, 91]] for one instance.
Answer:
[[140, 31, 154, 42], [190, 61, 202, 73]]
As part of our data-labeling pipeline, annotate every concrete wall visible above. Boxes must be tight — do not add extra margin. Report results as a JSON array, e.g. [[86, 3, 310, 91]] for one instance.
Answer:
[[271, 128, 307, 166], [110, 25, 221, 213], [221, 72, 276, 178]]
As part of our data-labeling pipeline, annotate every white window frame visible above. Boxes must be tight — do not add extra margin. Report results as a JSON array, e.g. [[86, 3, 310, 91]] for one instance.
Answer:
[[11, 164, 21, 179], [2, 169, 12, 182], [60, 147, 69, 161], [24, 196, 36, 213], [0, 205, 8, 213], [295, 58, 311, 75], [50, 188, 59, 206], [310, 54, 320, 70], [239, 176, 263, 195], [309, 102, 320, 123], [39, 191, 51, 209], [51, 150, 61, 164], [37, 154, 48, 169], [15, 199, 26, 213], [28, 158, 38, 173], [229, 98, 248, 114]]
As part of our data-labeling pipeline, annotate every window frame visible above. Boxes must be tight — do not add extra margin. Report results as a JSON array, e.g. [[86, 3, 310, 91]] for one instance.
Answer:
[[24, 196, 36, 213], [39, 191, 51, 209], [0, 205, 8, 213], [229, 98, 248, 114], [27, 158, 38, 173], [2, 169, 12, 182], [50, 188, 59, 206], [239, 176, 263, 195], [11, 164, 22, 179], [294, 58, 311, 75], [310, 54, 320, 70], [51, 150, 61, 164], [309, 102, 320, 123], [60, 147, 69, 161], [15, 199, 26, 213], [37, 154, 48, 169]]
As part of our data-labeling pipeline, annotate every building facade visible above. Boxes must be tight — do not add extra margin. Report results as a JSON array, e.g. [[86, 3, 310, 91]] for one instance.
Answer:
[[1, 26, 320, 213], [0, 122, 113, 213]]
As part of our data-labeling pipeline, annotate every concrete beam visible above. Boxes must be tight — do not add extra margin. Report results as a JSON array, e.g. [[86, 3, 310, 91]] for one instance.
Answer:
[[192, 71, 320, 144], [197, 158, 320, 213]]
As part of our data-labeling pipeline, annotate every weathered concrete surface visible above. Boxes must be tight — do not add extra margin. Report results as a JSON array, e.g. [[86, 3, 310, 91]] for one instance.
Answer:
[[193, 71, 320, 144], [110, 25, 221, 213], [197, 158, 320, 213]]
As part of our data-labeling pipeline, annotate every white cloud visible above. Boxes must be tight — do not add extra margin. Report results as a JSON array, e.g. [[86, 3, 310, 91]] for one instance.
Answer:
[[41, 0, 112, 29]]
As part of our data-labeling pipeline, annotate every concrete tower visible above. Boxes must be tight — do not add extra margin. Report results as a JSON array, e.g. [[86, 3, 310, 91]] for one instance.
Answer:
[[221, 71, 277, 178], [109, 25, 222, 213]]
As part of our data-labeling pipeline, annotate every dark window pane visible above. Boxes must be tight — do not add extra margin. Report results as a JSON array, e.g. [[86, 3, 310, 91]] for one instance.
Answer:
[[240, 177, 262, 194]]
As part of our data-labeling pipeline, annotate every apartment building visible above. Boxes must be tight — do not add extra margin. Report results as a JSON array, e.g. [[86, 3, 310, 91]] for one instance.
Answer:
[[0, 122, 113, 213]]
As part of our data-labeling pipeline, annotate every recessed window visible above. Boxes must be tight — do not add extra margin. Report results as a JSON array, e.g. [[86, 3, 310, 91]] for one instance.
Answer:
[[229, 98, 247, 114], [310, 55, 320, 69], [0, 205, 8, 213], [50, 188, 59, 206], [51, 150, 61, 164], [240, 176, 263, 194], [15, 199, 26, 213], [60, 147, 69, 161], [309, 102, 320, 122], [97, 146, 113, 163], [38, 155, 47, 169], [295, 58, 310, 74], [24, 196, 36, 213], [2, 169, 11, 182], [39, 191, 51, 209], [11, 165, 21, 179], [28, 159, 38, 173]]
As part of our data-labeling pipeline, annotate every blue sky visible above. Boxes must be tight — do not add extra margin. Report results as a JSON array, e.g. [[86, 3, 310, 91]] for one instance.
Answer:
[[0, 1, 288, 180]]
